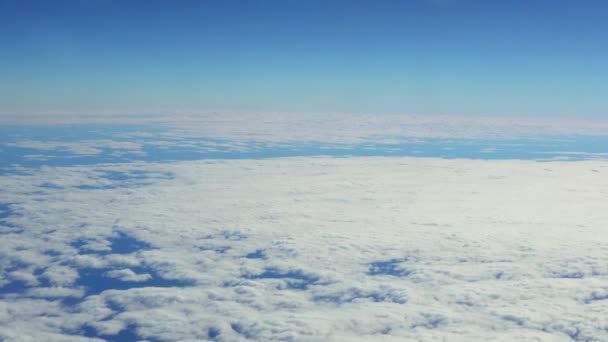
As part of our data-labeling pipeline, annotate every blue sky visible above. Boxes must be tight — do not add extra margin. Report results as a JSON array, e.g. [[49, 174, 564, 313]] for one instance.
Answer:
[[2, 0, 607, 117]]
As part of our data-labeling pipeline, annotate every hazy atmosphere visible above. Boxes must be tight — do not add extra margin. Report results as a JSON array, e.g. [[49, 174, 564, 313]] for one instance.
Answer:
[[2, 0, 608, 117], [1, 1, 608, 341]]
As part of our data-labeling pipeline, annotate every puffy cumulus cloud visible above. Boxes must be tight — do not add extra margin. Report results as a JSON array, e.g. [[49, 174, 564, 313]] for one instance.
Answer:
[[1, 157, 608, 340], [104, 269, 152, 282]]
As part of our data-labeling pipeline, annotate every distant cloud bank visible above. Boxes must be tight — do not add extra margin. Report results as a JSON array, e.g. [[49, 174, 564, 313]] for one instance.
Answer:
[[2, 111, 608, 143]]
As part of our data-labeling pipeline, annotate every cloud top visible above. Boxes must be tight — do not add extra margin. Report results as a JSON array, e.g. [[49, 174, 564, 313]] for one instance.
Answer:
[[1, 157, 608, 340]]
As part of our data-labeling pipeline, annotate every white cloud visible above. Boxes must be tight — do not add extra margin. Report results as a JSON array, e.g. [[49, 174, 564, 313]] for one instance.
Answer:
[[7, 139, 144, 157], [104, 269, 152, 282], [42, 266, 80, 286], [1, 157, 608, 340], [3, 111, 608, 143], [155, 112, 608, 143], [26, 287, 85, 299]]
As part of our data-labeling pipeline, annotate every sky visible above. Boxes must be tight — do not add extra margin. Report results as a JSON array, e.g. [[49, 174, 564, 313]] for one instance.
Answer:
[[1, 0, 608, 118]]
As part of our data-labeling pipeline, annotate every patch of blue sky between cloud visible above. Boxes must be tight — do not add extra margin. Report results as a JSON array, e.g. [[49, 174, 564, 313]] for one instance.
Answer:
[[1, 157, 608, 340]]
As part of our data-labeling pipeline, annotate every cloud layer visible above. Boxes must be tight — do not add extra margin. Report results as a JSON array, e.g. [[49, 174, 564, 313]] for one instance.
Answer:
[[1, 157, 608, 340], [3, 112, 608, 143]]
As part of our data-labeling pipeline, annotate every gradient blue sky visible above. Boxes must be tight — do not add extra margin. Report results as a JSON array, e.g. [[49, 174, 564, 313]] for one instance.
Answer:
[[1, 0, 607, 118]]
